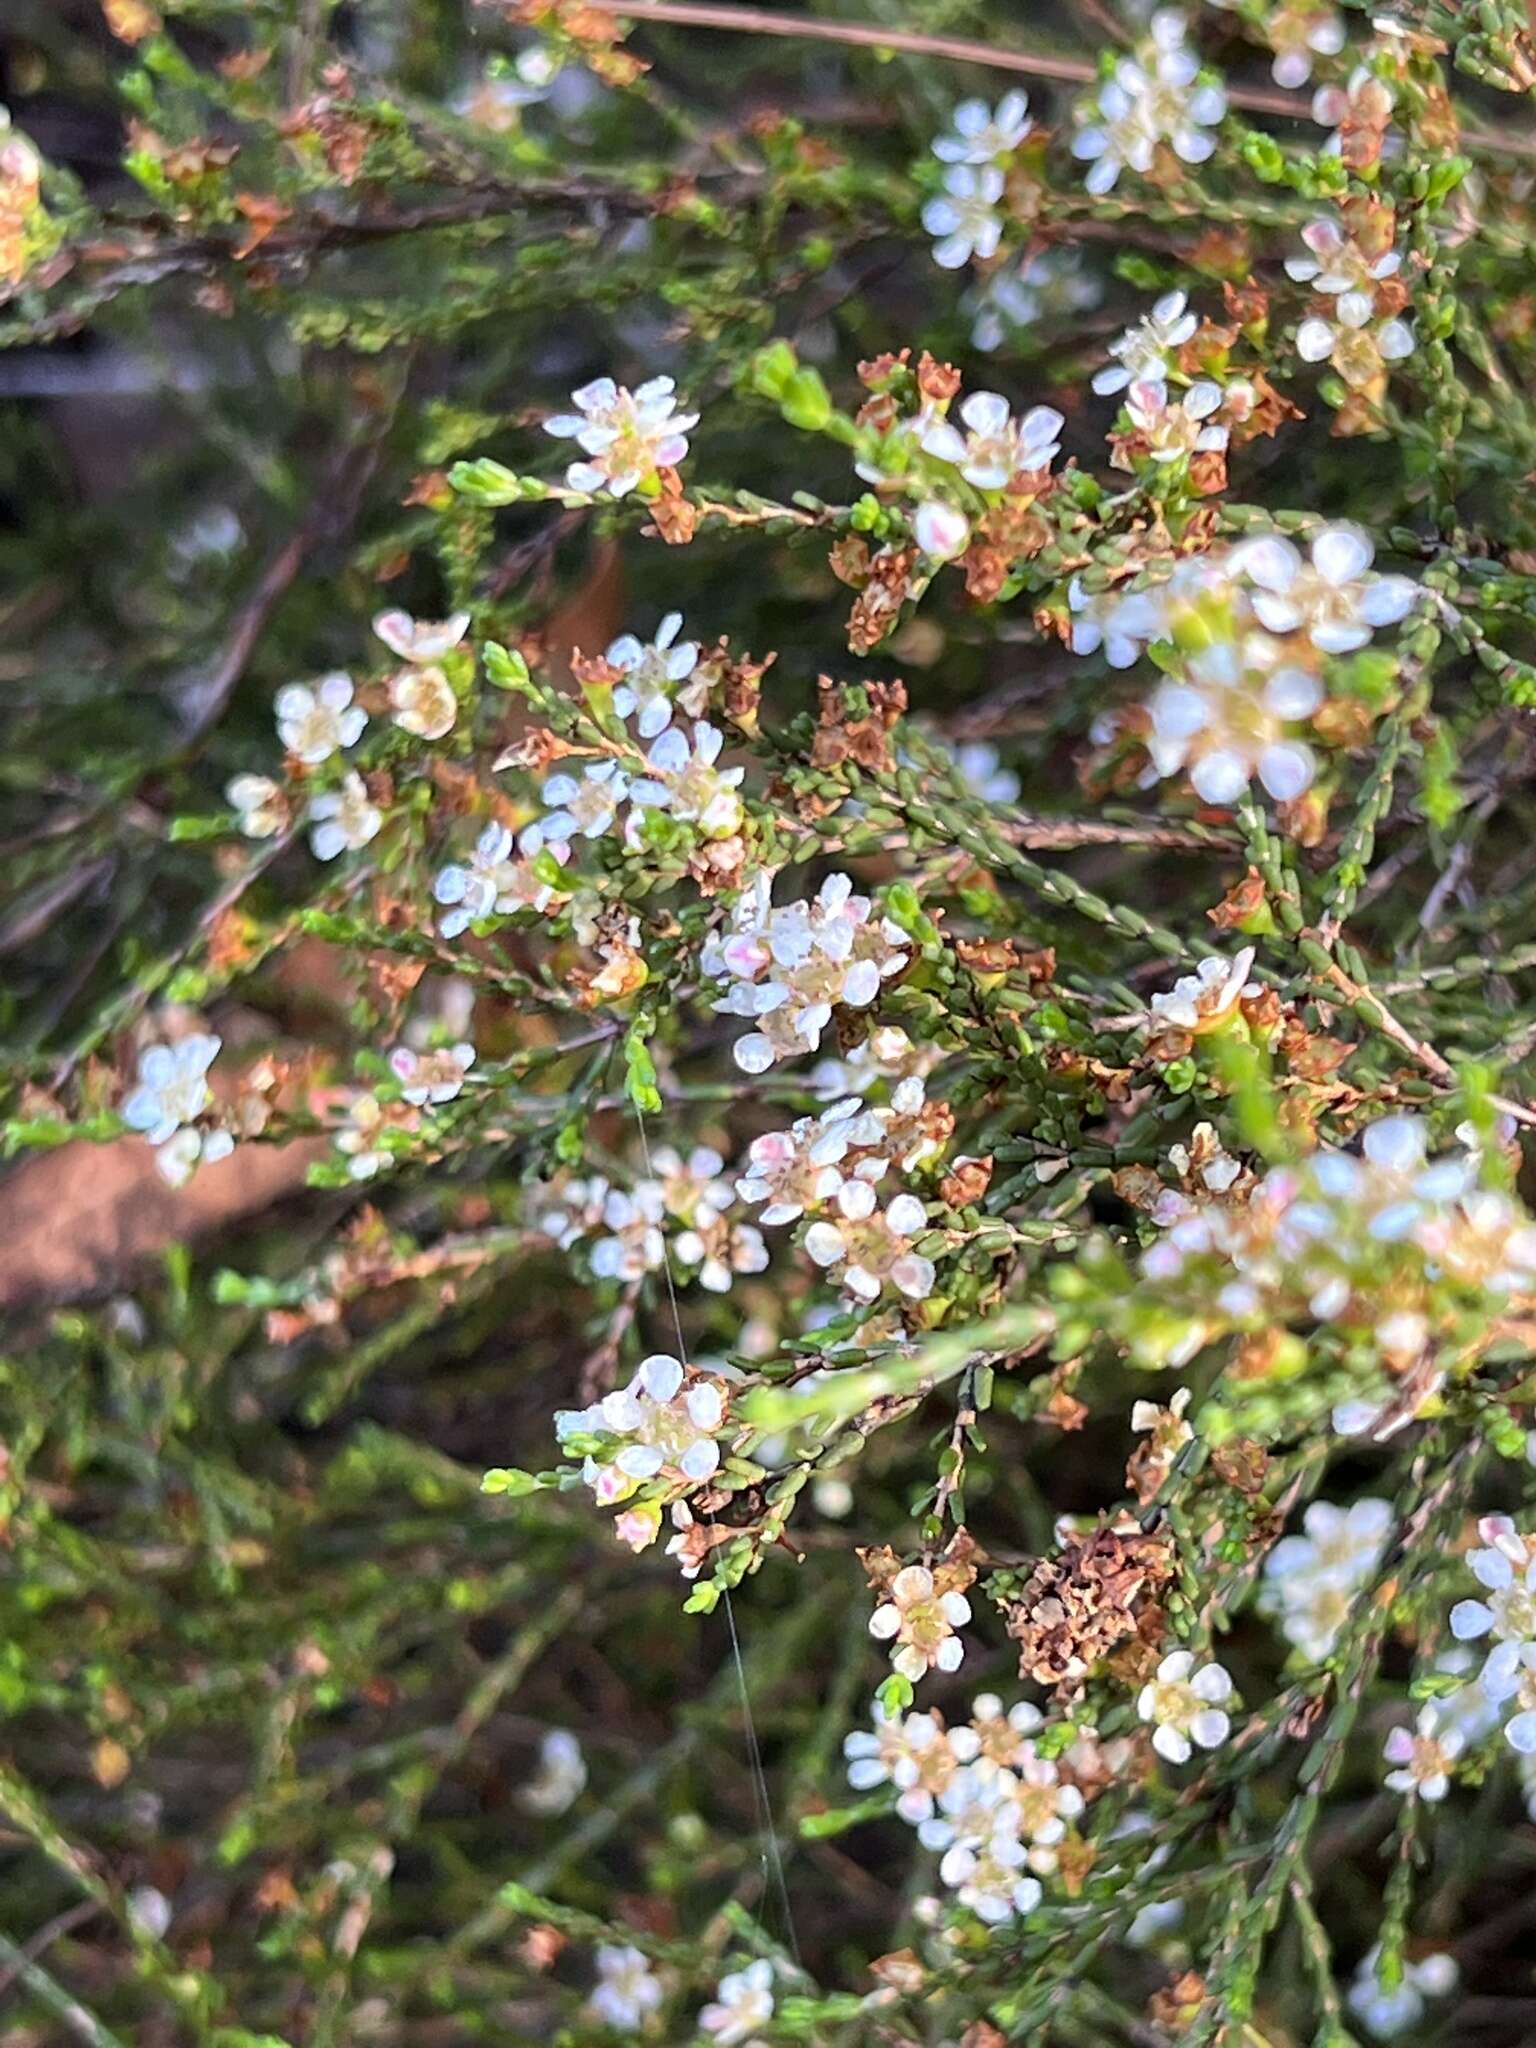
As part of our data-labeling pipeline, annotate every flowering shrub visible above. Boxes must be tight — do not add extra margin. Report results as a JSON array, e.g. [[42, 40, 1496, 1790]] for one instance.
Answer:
[[8, 2, 1536, 2043]]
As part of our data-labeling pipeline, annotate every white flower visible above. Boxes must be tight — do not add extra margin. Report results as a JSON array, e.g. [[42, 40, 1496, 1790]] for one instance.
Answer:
[[1123, 376, 1227, 463], [541, 759, 630, 841], [555, 1352, 725, 1489], [940, 1830, 1042, 1925], [1260, 1497, 1391, 1661], [628, 721, 744, 840], [275, 672, 366, 766], [607, 611, 700, 738], [1071, 10, 1226, 196], [1147, 947, 1256, 1035], [1382, 1705, 1462, 1802], [1312, 65, 1397, 165], [933, 92, 1032, 165], [1209, 0, 1343, 86], [1092, 289, 1199, 395], [226, 773, 287, 839], [1232, 525, 1415, 654], [585, 1944, 663, 2030], [1137, 1649, 1234, 1763], [916, 1756, 1019, 1862], [544, 375, 698, 498], [536, 1173, 613, 1251], [590, 1182, 667, 1283], [1276, 3, 1347, 85], [1348, 1947, 1457, 2040], [433, 821, 571, 937], [389, 1041, 475, 1107], [700, 1959, 774, 2046], [1451, 1516, 1536, 1653], [921, 163, 1005, 270], [309, 772, 383, 860], [843, 1705, 975, 1823], [388, 665, 458, 740], [520, 1728, 587, 1816], [869, 1564, 971, 1682], [335, 1093, 398, 1180], [373, 609, 471, 663], [804, 1189, 935, 1304], [151, 1123, 234, 1187], [970, 248, 1101, 353], [453, 47, 559, 128], [921, 393, 1063, 489], [912, 500, 971, 561], [126, 1886, 173, 1941], [1142, 624, 1322, 806], [1483, 1640, 1536, 1757], [123, 1035, 221, 1149], [1286, 215, 1400, 322], [947, 739, 1020, 804], [1013, 1745, 1086, 1853], [966, 1693, 1045, 1770], [1296, 306, 1414, 388], [651, 1143, 731, 1227]]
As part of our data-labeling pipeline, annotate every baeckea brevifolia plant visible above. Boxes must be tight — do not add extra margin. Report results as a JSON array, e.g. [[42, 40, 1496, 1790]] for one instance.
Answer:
[[9, 0, 1536, 2041]]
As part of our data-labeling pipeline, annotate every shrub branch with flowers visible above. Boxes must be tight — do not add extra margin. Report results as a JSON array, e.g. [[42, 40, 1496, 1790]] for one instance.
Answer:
[[9, 1, 1536, 2043]]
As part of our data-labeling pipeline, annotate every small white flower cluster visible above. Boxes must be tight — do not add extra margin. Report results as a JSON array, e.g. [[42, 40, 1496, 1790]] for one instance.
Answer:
[[605, 610, 706, 738], [923, 91, 1031, 270], [375, 607, 469, 741], [1450, 1517, 1536, 1759], [844, 1694, 1083, 1924], [275, 673, 383, 861], [1071, 524, 1415, 806], [555, 1352, 728, 1533], [702, 872, 911, 1074], [544, 374, 698, 498], [232, 610, 478, 863], [538, 1148, 767, 1294], [1260, 1498, 1391, 1662], [1291, 215, 1414, 390], [1071, 11, 1225, 196], [121, 1034, 234, 1187], [699, 1958, 775, 2045], [584, 1943, 663, 2030], [1137, 1650, 1235, 1763], [736, 1084, 943, 1303], [1142, 1115, 1536, 1380], [531, 723, 743, 858], [433, 819, 572, 938], [810, 1022, 934, 1101]]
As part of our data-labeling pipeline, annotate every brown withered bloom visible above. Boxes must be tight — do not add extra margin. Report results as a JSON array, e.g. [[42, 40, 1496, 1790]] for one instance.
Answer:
[[1006, 1517, 1175, 1699], [811, 674, 908, 776], [1149, 1970, 1208, 2035]]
